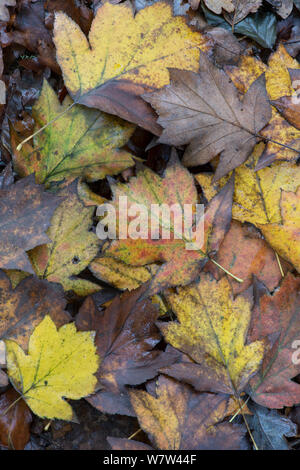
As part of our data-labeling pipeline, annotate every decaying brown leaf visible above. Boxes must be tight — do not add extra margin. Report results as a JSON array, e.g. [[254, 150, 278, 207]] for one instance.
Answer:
[[0, 388, 32, 450], [0, 175, 60, 273], [249, 273, 300, 409], [0, 270, 70, 349], [144, 53, 271, 180], [109, 375, 248, 450], [76, 285, 177, 416]]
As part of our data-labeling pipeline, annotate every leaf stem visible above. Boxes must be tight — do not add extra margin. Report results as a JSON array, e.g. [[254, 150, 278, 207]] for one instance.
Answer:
[[16, 102, 76, 151], [128, 428, 142, 440], [210, 259, 244, 283], [275, 251, 284, 278]]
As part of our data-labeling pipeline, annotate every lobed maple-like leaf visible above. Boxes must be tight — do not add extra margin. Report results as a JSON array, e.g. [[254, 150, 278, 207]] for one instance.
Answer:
[[248, 273, 300, 408], [0, 175, 60, 274], [226, 45, 300, 169], [197, 142, 300, 227], [144, 53, 271, 181], [259, 188, 300, 273], [0, 388, 32, 450], [109, 375, 248, 450], [53, 1, 210, 134], [76, 285, 177, 416], [5, 316, 99, 420], [12, 80, 135, 187], [0, 270, 70, 349], [28, 182, 101, 296], [159, 273, 265, 395], [103, 155, 234, 295]]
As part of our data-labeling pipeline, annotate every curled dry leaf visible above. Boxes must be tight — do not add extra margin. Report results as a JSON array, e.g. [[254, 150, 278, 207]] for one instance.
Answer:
[[53, 1, 211, 134], [5, 316, 99, 420], [248, 274, 300, 409], [76, 285, 178, 416], [144, 53, 271, 181], [0, 388, 32, 450], [12, 80, 135, 187], [0, 175, 60, 273], [0, 270, 70, 350], [103, 155, 234, 295], [28, 182, 101, 296], [109, 375, 248, 450]]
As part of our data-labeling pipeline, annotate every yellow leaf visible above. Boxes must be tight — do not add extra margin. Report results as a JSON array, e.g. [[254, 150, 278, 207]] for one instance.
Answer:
[[5, 316, 99, 420], [53, 1, 210, 133], [259, 187, 300, 273], [197, 142, 300, 226], [89, 255, 153, 291], [226, 45, 300, 168], [159, 273, 265, 395], [12, 80, 135, 187], [29, 182, 101, 296]]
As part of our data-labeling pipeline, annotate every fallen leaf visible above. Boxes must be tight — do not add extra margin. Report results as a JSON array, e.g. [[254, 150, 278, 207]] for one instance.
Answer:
[[258, 187, 300, 273], [226, 45, 300, 169], [197, 142, 300, 226], [224, 1, 262, 25], [266, 0, 294, 19], [248, 273, 300, 408], [0, 388, 32, 450], [158, 273, 265, 396], [204, 221, 289, 295], [53, 1, 211, 133], [104, 155, 234, 295], [76, 285, 177, 416], [144, 53, 271, 181], [271, 69, 300, 131], [203, 6, 277, 49], [89, 255, 154, 291], [12, 80, 135, 187], [5, 315, 99, 420], [121, 375, 248, 449], [203, 0, 235, 14], [249, 401, 297, 450], [0, 175, 60, 273], [0, 270, 70, 349], [28, 182, 101, 296]]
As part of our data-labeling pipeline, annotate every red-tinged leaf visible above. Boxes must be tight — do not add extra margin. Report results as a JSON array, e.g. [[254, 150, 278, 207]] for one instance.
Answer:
[[248, 273, 300, 408], [0, 388, 32, 450], [103, 156, 234, 296]]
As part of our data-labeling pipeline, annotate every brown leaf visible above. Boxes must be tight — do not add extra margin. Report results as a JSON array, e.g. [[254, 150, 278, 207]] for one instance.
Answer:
[[125, 375, 248, 450], [0, 270, 70, 349], [248, 273, 300, 409], [144, 53, 271, 181], [0, 175, 60, 273], [76, 285, 177, 416], [0, 388, 32, 450], [271, 69, 300, 130], [204, 221, 289, 295]]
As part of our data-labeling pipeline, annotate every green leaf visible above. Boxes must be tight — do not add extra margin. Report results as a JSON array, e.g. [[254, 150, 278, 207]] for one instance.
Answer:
[[202, 6, 277, 49]]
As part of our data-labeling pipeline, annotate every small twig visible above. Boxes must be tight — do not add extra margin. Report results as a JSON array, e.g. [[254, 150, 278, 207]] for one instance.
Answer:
[[210, 259, 244, 283], [128, 428, 142, 440]]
